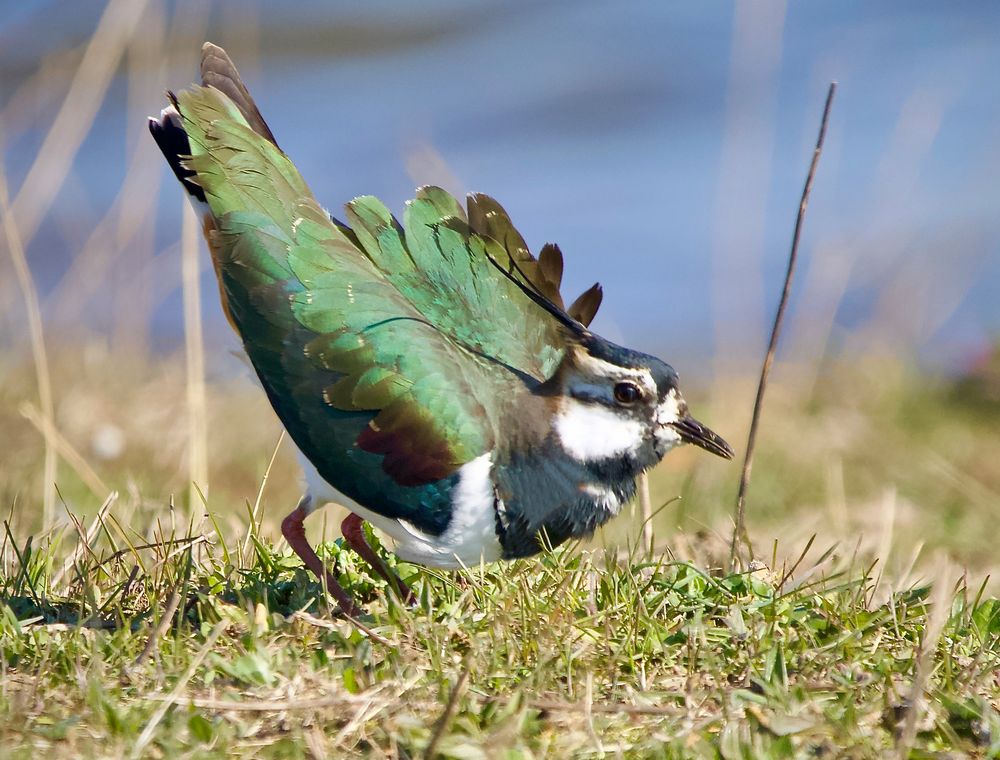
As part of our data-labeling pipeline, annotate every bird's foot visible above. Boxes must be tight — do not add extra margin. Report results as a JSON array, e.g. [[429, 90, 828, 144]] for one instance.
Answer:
[[281, 503, 362, 617], [341, 513, 417, 605]]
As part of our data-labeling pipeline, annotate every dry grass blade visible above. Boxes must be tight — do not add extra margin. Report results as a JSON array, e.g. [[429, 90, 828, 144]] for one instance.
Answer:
[[9, 0, 151, 246], [132, 586, 183, 669], [0, 45, 82, 140], [182, 199, 209, 506], [403, 139, 465, 201], [20, 402, 109, 499], [424, 654, 473, 759], [51, 491, 118, 589], [241, 430, 285, 562], [0, 168, 57, 528], [527, 698, 679, 717], [144, 692, 399, 712], [895, 558, 957, 758], [729, 82, 837, 571], [638, 472, 653, 551], [131, 619, 227, 758], [292, 605, 392, 647]]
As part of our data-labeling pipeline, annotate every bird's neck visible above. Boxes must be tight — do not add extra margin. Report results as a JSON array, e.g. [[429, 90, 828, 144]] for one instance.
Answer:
[[491, 429, 649, 560]]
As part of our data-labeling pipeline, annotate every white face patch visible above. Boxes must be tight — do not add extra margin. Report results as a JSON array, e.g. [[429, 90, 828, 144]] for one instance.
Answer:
[[654, 425, 682, 452], [554, 398, 646, 462], [653, 389, 685, 453], [655, 388, 683, 426]]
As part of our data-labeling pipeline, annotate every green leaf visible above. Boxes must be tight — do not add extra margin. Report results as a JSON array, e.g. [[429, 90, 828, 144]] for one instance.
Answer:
[[188, 713, 215, 743], [343, 666, 361, 695], [972, 599, 1000, 639]]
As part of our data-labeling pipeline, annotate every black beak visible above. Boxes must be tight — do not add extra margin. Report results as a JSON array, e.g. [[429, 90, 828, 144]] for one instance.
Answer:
[[669, 415, 735, 460]]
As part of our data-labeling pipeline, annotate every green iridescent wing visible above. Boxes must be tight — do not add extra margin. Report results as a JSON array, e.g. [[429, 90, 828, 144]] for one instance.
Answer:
[[175, 84, 587, 491]]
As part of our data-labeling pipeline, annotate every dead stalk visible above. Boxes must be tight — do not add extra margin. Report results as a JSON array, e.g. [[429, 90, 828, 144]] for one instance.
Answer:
[[132, 586, 184, 670], [424, 654, 473, 759], [20, 402, 109, 499], [639, 472, 653, 551], [0, 169, 57, 528], [182, 199, 209, 508], [52, 491, 118, 589], [895, 558, 956, 759], [729, 83, 837, 571], [132, 620, 227, 758], [10, 0, 151, 245]]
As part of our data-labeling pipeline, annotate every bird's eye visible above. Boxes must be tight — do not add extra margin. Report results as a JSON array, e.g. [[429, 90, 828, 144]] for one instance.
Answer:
[[613, 382, 642, 404]]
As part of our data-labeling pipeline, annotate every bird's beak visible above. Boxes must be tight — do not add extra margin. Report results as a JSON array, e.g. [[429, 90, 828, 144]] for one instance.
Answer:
[[668, 415, 735, 460]]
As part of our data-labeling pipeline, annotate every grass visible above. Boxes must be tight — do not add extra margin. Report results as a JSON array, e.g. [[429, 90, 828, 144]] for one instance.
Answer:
[[1, 348, 1000, 758], [2, 508, 999, 757]]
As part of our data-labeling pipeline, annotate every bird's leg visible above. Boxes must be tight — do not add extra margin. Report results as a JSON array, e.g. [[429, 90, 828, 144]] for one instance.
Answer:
[[281, 499, 360, 616], [341, 513, 416, 605]]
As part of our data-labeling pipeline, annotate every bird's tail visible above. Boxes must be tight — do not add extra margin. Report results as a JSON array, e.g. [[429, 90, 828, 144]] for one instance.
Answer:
[[148, 42, 280, 212], [148, 42, 317, 337]]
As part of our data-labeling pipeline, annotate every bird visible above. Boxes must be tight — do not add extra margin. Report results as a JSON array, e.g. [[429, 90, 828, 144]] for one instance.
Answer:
[[149, 43, 734, 614]]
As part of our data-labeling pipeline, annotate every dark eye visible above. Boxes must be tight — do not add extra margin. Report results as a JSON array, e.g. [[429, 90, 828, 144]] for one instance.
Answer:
[[613, 382, 642, 404]]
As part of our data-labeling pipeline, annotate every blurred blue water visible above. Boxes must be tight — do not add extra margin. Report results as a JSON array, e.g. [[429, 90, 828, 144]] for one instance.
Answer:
[[2, 1, 999, 371]]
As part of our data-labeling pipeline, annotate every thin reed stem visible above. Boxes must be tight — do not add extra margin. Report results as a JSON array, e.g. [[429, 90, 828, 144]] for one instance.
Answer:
[[639, 472, 653, 551], [181, 200, 208, 507], [729, 83, 837, 571], [20, 402, 109, 499], [895, 557, 956, 759], [10, 0, 151, 246], [0, 169, 57, 528]]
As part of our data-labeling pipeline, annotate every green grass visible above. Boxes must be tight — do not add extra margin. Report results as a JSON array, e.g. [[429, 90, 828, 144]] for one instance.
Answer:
[[2, 351, 1000, 757], [2, 521, 999, 758]]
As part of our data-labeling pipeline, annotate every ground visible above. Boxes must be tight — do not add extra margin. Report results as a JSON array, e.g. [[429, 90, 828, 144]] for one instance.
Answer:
[[1, 348, 1000, 758]]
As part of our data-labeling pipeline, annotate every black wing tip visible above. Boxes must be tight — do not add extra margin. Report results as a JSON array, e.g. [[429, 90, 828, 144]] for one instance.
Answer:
[[148, 101, 207, 204]]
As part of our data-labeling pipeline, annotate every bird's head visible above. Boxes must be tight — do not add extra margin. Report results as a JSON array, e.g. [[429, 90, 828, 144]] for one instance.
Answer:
[[544, 334, 734, 469], [484, 247, 733, 472]]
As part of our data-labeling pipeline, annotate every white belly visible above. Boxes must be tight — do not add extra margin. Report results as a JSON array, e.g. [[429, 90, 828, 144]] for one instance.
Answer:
[[296, 447, 504, 570]]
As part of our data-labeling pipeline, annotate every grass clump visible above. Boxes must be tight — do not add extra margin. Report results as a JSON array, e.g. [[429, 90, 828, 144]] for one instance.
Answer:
[[2, 508, 999, 757], [1, 346, 999, 757]]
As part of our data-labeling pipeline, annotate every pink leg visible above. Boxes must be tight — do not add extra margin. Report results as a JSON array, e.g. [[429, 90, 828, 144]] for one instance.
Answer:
[[281, 500, 360, 616], [341, 513, 416, 604]]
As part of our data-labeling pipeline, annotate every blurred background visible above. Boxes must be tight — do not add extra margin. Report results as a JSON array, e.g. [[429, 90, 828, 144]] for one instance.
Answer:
[[1, 1, 999, 582]]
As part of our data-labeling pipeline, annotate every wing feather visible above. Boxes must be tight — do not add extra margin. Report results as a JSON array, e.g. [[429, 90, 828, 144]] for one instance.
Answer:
[[169, 81, 599, 498]]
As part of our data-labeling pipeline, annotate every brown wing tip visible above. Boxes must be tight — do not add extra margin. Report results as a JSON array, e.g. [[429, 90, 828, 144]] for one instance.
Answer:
[[567, 283, 603, 327], [200, 41, 234, 77], [537, 242, 564, 291], [198, 41, 280, 147]]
